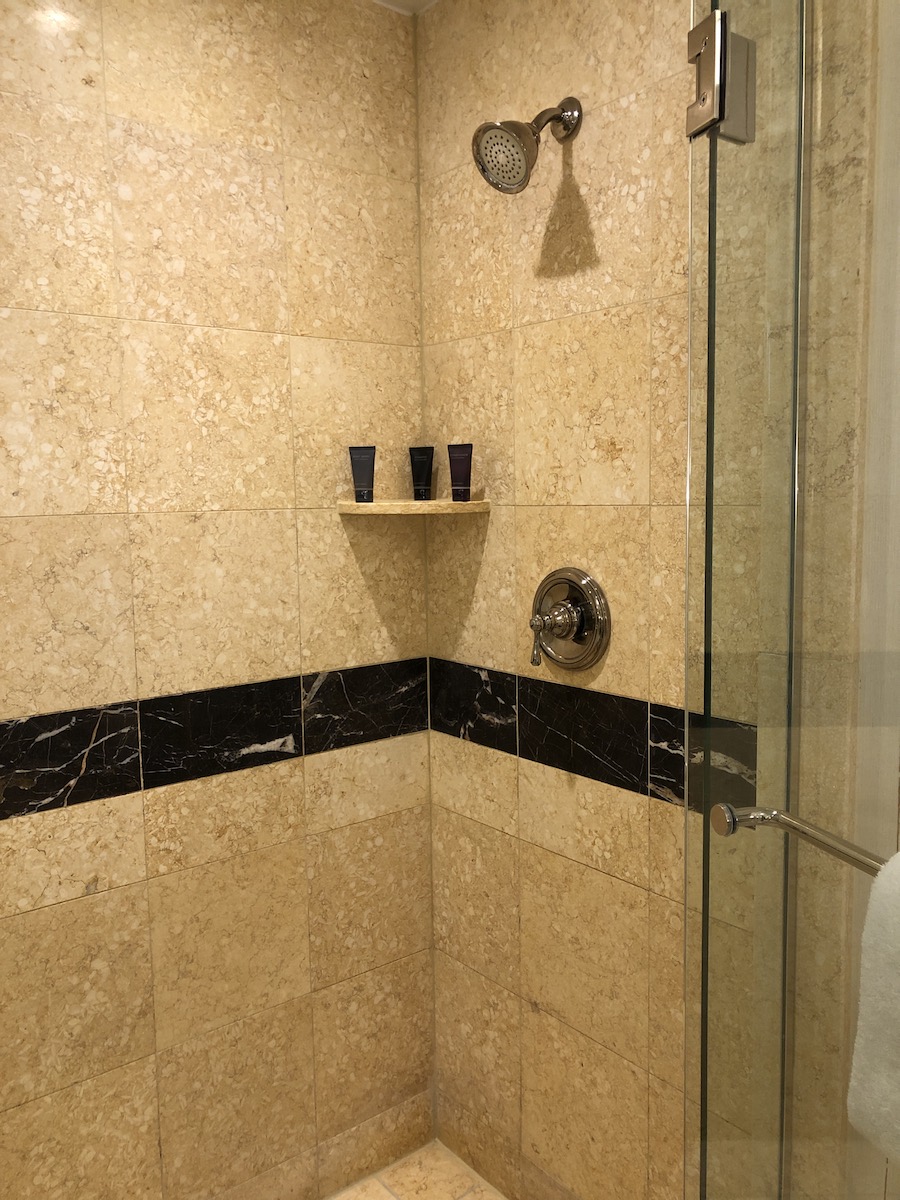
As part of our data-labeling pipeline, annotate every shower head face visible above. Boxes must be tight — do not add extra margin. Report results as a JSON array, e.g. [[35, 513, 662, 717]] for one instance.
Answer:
[[472, 120, 539, 193]]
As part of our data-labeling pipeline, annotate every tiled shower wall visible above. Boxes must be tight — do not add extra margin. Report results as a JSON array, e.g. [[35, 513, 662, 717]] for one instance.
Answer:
[[417, 1, 691, 1198], [0, 2, 433, 1197]]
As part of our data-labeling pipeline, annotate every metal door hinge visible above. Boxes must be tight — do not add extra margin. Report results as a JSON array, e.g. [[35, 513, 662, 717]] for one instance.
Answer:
[[686, 10, 756, 144]]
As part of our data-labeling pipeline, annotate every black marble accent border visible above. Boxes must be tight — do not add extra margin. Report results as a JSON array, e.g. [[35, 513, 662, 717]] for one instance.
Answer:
[[519, 675, 649, 794], [140, 677, 302, 791], [650, 702, 688, 804], [0, 704, 140, 820], [428, 658, 518, 756], [687, 714, 758, 813], [302, 658, 428, 756]]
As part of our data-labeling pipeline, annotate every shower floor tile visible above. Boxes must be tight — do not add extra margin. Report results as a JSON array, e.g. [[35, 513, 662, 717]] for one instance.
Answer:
[[328, 1141, 507, 1200]]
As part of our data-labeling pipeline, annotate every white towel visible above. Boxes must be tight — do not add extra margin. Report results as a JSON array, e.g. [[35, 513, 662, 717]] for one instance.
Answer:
[[848, 850, 900, 1163]]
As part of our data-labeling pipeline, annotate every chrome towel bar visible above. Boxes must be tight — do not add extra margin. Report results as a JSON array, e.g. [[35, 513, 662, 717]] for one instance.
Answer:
[[711, 803, 887, 878]]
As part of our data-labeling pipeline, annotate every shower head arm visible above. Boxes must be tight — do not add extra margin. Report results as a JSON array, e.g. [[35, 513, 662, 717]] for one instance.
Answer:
[[531, 96, 583, 143], [531, 107, 563, 134]]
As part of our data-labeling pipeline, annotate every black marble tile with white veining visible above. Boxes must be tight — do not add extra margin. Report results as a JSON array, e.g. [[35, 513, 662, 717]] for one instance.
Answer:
[[140, 677, 301, 790], [519, 676, 649, 795], [687, 713, 758, 813], [650, 702, 688, 804], [0, 703, 141, 820], [428, 658, 517, 756], [302, 658, 427, 756]]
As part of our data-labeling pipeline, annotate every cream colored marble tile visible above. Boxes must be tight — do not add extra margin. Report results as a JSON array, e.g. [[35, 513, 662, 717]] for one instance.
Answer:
[[313, 952, 432, 1142], [0, 0, 102, 107], [512, 93, 652, 325], [331, 1182, 396, 1200], [426, 505, 517, 673], [317, 1093, 432, 1198], [709, 505, 760, 725], [0, 883, 153, 1110], [519, 757, 649, 888], [429, 734, 518, 836], [216, 1151, 316, 1200], [421, 164, 513, 345], [149, 839, 309, 1050], [290, 336, 420, 509], [649, 1074, 685, 1200], [286, 158, 417, 345], [110, 117, 287, 332], [305, 732, 427, 834], [436, 1092, 521, 1200], [711, 278, 766, 508], [651, 0, 694, 85], [515, 306, 651, 505], [422, 332, 514, 504], [379, 1141, 482, 1200], [649, 893, 685, 1092], [158, 998, 315, 1200], [521, 1007, 648, 1199], [432, 806, 519, 991], [649, 796, 685, 903], [122, 322, 293, 512], [651, 293, 688, 506], [434, 952, 520, 1142], [0, 1057, 162, 1199], [0, 515, 136, 720], [0, 93, 114, 315], [521, 842, 649, 1068], [280, 0, 415, 181], [296, 509, 425, 673], [650, 505, 687, 709], [143, 760, 303, 876], [0, 309, 124, 516], [103, 0, 280, 149], [515, 504, 650, 700], [130, 509, 301, 697], [0, 794, 145, 918], [307, 806, 429, 989], [651, 71, 692, 297]]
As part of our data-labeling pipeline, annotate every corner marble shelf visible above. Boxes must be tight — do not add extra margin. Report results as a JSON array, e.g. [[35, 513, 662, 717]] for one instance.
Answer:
[[337, 500, 491, 516]]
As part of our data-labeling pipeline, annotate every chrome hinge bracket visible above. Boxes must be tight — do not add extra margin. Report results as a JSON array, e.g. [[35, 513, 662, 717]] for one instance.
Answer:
[[686, 10, 756, 144]]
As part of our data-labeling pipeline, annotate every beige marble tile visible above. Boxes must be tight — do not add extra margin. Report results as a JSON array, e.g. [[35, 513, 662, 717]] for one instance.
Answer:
[[426, 505, 517, 673], [651, 293, 689, 506], [313, 952, 432, 1142], [143, 760, 303, 876], [286, 158, 417, 345], [521, 1007, 648, 1200], [122, 322, 293, 512], [217, 1151, 317, 1200], [422, 332, 515, 504], [515, 504, 650, 700], [651, 71, 692, 297], [649, 797, 685, 903], [650, 505, 687, 708], [434, 952, 520, 1142], [103, 0, 280, 149], [436, 1092, 521, 1200], [709, 505, 760, 724], [649, 893, 685, 1091], [711, 278, 766, 508], [0, 93, 115, 315], [305, 732, 427, 835], [429, 734, 518, 836], [0, 883, 153, 1110], [280, 0, 415, 181], [519, 758, 649, 888], [110, 117, 287, 332], [515, 304, 652, 506], [0, 1057, 162, 1199], [651, 0, 694, 85], [130, 509, 301, 697], [158, 998, 315, 1200], [379, 1142, 482, 1200], [649, 1074, 685, 1200], [296, 509, 425, 673], [521, 842, 649, 1068], [332, 1183, 395, 1200], [0, 0, 102, 108], [0, 310, 124, 516], [307, 806, 429, 989], [149, 839, 309, 1050], [432, 806, 519, 990], [290, 336, 421, 509], [0, 515, 136, 720], [0, 793, 145, 918], [317, 1093, 432, 1198], [512, 93, 652, 325], [421, 164, 513, 345]]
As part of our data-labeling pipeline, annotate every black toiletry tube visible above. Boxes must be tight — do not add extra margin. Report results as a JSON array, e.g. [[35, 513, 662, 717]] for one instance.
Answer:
[[409, 446, 434, 501], [448, 443, 473, 502], [349, 446, 376, 502]]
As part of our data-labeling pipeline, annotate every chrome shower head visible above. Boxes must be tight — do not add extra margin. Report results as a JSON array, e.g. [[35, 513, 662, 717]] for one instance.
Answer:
[[472, 97, 582, 193]]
